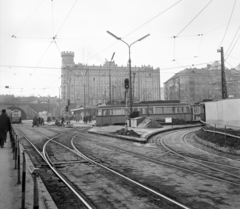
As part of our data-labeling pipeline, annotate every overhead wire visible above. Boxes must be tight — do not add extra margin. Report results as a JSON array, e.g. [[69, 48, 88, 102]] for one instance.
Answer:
[[0, 64, 61, 70], [12, 0, 46, 37], [218, 0, 237, 48], [225, 33, 240, 60], [176, 0, 213, 37], [55, 0, 78, 37], [51, 0, 54, 37], [225, 24, 240, 56], [21, 41, 53, 90], [87, 0, 183, 62]]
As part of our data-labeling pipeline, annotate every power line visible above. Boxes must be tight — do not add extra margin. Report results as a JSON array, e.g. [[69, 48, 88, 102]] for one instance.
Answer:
[[56, 0, 78, 36], [225, 24, 240, 57], [218, 0, 237, 48], [87, 0, 183, 62], [12, 0, 46, 37], [176, 0, 213, 37], [225, 33, 240, 60], [21, 41, 53, 90], [0, 65, 61, 70]]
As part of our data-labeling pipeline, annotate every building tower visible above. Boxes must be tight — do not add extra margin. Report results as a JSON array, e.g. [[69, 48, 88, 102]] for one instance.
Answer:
[[61, 51, 75, 102]]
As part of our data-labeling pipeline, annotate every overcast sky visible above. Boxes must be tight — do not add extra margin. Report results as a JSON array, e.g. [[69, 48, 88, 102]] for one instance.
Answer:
[[0, 0, 239, 97]]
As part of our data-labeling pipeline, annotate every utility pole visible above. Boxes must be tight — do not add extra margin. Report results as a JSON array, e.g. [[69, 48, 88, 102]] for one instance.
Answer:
[[217, 47, 228, 99]]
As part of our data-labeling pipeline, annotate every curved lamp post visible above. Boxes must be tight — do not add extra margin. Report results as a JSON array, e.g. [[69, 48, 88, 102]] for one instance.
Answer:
[[107, 31, 150, 114]]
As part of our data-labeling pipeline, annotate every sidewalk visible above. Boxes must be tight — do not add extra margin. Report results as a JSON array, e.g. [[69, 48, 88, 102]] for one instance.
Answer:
[[0, 134, 21, 209]]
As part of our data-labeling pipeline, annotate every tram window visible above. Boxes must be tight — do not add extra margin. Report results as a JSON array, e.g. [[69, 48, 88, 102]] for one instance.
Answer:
[[155, 107, 163, 114], [112, 109, 124, 115], [103, 109, 111, 115], [133, 108, 138, 111], [172, 107, 176, 113], [186, 106, 190, 113], [139, 108, 143, 114], [97, 109, 102, 116]]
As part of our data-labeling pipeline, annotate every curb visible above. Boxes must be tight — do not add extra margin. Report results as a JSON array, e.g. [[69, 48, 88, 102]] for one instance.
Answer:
[[88, 124, 201, 143], [194, 134, 240, 155]]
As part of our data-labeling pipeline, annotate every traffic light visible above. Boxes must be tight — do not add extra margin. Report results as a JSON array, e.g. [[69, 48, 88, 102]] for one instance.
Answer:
[[124, 78, 129, 89], [67, 99, 70, 106], [65, 105, 68, 112]]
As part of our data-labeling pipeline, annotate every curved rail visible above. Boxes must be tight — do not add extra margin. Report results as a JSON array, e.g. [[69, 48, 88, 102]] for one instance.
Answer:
[[159, 131, 240, 185], [78, 131, 240, 186], [70, 135, 191, 209], [17, 128, 94, 209]]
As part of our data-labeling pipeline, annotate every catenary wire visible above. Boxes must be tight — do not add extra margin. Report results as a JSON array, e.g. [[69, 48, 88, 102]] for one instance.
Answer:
[[225, 33, 240, 61], [55, 0, 78, 37], [87, 0, 183, 62], [21, 41, 53, 90], [225, 25, 240, 56], [176, 0, 213, 37], [218, 0, 237, 48], [12, 0, 46, 37]]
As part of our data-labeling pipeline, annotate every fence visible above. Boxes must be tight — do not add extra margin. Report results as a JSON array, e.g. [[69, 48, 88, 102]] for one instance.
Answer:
[[11, 127, 40, 209], [200, 119, 240, 140]]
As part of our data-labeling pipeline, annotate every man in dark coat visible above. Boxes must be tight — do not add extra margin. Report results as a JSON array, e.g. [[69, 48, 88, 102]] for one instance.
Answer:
[[0, 109, 12, 148]]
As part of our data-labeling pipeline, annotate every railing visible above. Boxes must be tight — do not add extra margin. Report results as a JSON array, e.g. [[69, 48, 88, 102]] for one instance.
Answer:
[[11, 127, 41, 209], [200, 119, 240, 140]]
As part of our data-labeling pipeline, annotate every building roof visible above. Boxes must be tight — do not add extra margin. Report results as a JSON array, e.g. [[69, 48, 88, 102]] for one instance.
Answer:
[[236, 63, 240, 71]]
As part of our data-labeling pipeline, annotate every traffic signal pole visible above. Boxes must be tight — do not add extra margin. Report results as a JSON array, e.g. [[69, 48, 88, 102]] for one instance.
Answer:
[[125, 90, 128, 132]]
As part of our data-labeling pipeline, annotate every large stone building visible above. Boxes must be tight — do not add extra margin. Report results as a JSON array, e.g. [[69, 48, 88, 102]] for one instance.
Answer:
[[61, 51, 161, 106], [164, 61, 240, 104]]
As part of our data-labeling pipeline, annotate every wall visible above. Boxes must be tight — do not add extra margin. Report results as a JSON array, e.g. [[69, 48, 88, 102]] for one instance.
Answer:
[[205, 99, 240, 128]]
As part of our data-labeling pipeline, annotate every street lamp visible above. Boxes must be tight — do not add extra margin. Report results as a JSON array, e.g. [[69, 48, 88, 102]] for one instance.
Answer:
[[105, 52, 115, 104], [107, 31, 150, 115]]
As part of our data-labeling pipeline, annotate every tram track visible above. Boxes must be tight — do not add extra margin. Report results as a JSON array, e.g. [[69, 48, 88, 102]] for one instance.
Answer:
[[158, 130, 240, 178], [16, 126, 189, 209], [15, 126, 96, 209], [76, 131, 240, 186], [70, 130, 240, 208]]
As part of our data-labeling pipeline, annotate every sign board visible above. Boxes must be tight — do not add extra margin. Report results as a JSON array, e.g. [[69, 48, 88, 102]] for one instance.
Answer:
[[165, 117, 172, 123]]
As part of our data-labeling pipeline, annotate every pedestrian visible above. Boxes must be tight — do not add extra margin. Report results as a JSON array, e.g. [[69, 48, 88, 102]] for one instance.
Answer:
[[0, 109, 12, 148], [32, 115, 39, 127]]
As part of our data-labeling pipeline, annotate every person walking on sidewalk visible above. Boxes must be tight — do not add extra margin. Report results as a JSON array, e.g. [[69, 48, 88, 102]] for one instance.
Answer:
[[0, 109, 12, 148]]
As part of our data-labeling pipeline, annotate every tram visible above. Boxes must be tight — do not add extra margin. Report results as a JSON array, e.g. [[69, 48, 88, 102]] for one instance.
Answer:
[[71, 106, 97, 119], [11, 109, 21, 124], [96, 101, 193, 126]]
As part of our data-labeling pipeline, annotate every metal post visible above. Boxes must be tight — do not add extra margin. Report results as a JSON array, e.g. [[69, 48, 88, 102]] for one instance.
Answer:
[[214, 124, 216, 136], [14, 136, 17, 169], [32, 169, 39, 209], [17, 139, 21, 184], [125, 90, 128, 132], [21, 150, 26, 209], [128, 47, 132, 116]]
